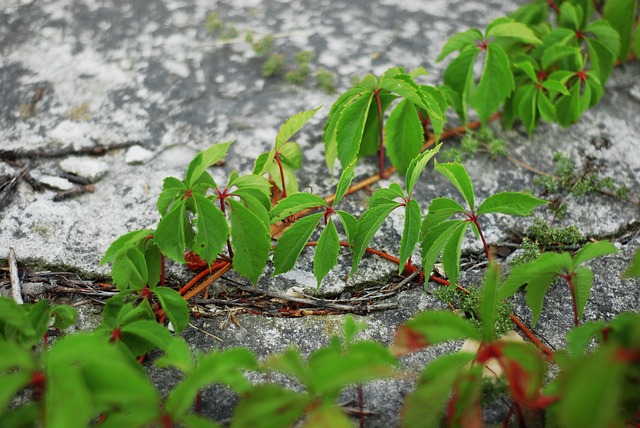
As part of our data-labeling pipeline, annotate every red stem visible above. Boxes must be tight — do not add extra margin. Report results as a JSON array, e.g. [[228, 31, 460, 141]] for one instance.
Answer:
[[473, 218, 492, 262], [160, 253, 165, 287], [373, 89, 387, 179], [357, 384, 365, 428], [562, 272, 580, 326], [274, 152, 287, 198], [219, 197, 234, 258]]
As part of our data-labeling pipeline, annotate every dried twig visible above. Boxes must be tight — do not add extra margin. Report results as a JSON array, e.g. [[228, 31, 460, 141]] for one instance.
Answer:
[[0, 141, 140, 161], [227, 281, 398, 314], [8, 248, 23, 304]]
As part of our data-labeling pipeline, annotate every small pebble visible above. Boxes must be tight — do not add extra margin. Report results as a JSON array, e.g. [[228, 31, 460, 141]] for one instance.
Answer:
[[39, 175, 74, 191], [125, 145, 154, 165], [59, 157, 109, 182]]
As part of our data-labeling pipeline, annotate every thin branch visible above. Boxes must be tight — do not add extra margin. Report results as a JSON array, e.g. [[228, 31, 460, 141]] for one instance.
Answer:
[[8, 248, 24, 304], [0, 141, 140, 161], [229, 281, 398, 314]]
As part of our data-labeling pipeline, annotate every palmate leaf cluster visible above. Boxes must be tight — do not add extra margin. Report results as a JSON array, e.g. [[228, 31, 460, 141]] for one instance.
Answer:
[[439, 0, 635, 135], [323, 67, 447, 174]]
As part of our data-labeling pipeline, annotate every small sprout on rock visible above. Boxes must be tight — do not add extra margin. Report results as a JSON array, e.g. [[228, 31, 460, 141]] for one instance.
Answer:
[[262, 53, 286, 77]]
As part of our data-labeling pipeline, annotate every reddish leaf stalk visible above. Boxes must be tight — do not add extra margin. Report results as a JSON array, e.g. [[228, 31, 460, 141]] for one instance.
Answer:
[[160, 253, 165, 287], [373, 89, 387, 179], [195, 390, 203, 415], [560, 272, 580, 326], [219, 197, 234, 258], [274, 151, 287, 198], [357, 384, 365, 428], [465, 214, 492, 262]]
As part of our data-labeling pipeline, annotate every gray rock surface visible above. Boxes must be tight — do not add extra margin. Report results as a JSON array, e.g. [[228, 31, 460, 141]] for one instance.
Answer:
[[1, 0, 639, 426]]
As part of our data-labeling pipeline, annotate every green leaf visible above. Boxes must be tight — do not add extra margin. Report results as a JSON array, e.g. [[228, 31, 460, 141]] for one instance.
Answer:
[[157, 177, 188, 216], [517, 84, 538, 135], [421, 220, 465, 278], [305, 403, 353, 428], [26, 300, 52, 343], [398, 199, 422, 273], [385, 99, 424, 174], [153, 287, 190, 333], [557, 347, 626, 428], [419, 85, 448, 140], [359, 91, 396, 157], [336, 92, 374, 168], [142, 239, 163, 287], [268, 161, 299, 194], [477, 191, 547, 216], [514, 61, 538, 82], [101, 229, 154, 265], [324, 87, 366, 171], [441, 221, 469, 286], [120, 319, 174, 355], [184, 141, 232, 187], [333, 161, 356, 206], [565, 320, 606, 356], [273, 213, 322, 275], [231, 384, 309, 428], [278, 141, 303, 169], [266, 347, 311, 384], [527, 272, 565, 327], [0, 369, 32, 415], [499, 252, 572, 299], [622, 249, 640, 278], [541, 79, 571, 96], [314, 218, 340, 287], [342, 315, 368, 345], [571, 241, 617, 269], [368, 184, 405, 207], [168, 348, 257, 418], [487, 21, 541, 44], [479, 263, 501, 342], [46, 334, 160, 428], [537, 91, 556, 122], [437, 29, 483, 62], [443, 48, 479, 123], [230, 173, 271, 198], [335, 210, 358, 245], [634, 24, 640, 57], [252, 151, 271, 176], [471, 43, 514, 124], [228, 199, 271, 284], [309, 341, 396, 399], [391, 311, 480, 355], [541, 44, 581, 71], [51, 305, 77, 330], [271, 192, 326, 223], [111, 248, 148, 290], [350, 203, 400, 275], [423, 197, 466, 225], [275, 106, 322, 149], [155, 338, 194, 373], [571, 267, 594, 323], [434, 161, 475, 211], [155, 198, 190, 263], [192, 193, 229, 265], [402, 353, 475, 427]]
